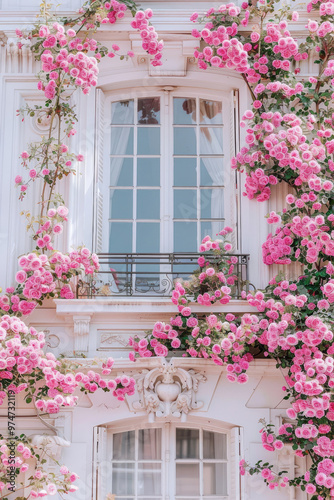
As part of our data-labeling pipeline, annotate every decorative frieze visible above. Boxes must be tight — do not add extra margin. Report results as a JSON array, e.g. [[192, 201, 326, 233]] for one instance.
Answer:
[[98, 329, 144, 351]]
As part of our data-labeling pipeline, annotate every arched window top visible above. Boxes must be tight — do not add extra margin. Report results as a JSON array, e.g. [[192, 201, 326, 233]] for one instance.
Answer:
[[94, 420, 242, 500], [92, 87, 243, 297]]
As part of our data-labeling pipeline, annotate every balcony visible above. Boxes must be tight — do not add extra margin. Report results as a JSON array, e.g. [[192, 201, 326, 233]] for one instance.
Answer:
[[76, 252, 250, 299]]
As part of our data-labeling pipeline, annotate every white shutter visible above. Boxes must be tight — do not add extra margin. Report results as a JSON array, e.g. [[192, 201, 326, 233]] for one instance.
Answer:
[[92, 426, 108, 500], [230, 426, 243, 499], [93, 89, 107, 253], [232, 89, 241, 252], [228, 88, 240, 252]]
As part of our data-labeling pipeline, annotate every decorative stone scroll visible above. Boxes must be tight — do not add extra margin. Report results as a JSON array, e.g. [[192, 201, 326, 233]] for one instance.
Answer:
[[73, 315, 91, 352], [132, 360, 207, 422]]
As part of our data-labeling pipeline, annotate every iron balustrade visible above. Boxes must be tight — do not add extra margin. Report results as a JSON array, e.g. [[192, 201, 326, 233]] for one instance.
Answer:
[[76, 252, 250, 299]]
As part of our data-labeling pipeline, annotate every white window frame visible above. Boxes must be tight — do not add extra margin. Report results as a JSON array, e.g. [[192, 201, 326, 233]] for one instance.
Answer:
[[99, 87, 238, 255], [94, 419, 242, 500]]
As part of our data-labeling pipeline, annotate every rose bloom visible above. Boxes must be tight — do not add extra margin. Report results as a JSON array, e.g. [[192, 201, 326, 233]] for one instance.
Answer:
[[181, 307, 191, 317]]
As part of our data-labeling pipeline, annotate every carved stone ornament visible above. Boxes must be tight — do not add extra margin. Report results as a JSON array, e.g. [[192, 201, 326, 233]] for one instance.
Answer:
[[43, 329, 61, 349], [132, 360, 207, 422], [31, 109, 59, 135], [73, 315, 91, 352]]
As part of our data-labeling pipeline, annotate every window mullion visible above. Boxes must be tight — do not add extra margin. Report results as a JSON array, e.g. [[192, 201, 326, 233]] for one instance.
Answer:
[[164, 90, 173, 254], [135, 428, 138, 500], [133, 98, 137, 296], [199, 427, 203, 499], [196, 97, 201, 248], [164, 422, 171, 500]]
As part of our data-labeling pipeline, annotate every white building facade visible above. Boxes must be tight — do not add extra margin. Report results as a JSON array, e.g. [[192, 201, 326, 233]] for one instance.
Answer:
[[0, 1, 315, 499]]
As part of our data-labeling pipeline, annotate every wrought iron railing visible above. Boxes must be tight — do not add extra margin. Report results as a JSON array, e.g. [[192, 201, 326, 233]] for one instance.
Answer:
[[76, 253, 250, 299]]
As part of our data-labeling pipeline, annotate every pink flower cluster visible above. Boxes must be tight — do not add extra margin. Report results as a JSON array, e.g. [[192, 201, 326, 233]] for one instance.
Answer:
[[16, 145, 83, 201], [129, 230, 256, 382], [190, 4, 250, 72], [0, 436, 79, 497], [14, 246, 98, 302], [35, 206, 68, 250], [78, 2, 163, 65], [131, 10, 164, 66], [308, 17, 334, 38], [112, 375, 136, 401], [0, 314, 130, 414], [93, 0, 127, 23], [232, 111, 329, 202], [254, 80, 305, 98], [0, 207, 101, 318], [242, 169, 278, 201], [37, 24, 99, 97], [263, 213, 334, 266], [192, 27, 249, 72]]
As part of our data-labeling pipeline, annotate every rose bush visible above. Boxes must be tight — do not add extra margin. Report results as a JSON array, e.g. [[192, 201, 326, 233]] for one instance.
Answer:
[[0, 0, 162, 497], [131, 0, 334, 497]]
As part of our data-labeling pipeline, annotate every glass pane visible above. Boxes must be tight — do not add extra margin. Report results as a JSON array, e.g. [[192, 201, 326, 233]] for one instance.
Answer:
[[138, 97, 160, 124], [203, 463, 227, 496], [138, 428, 162, 459], [137, 158, 160, 187], [200, 100, 223, 124], [174, 222, 197, 252], [176, 464, 200, 495], [200, 189, 224, 219], [111, 100, 134, 124], [174, 98, 196, 124], [136, 223, 160, 253], [174, 128, 196, 155], [113, 431, 135, 460], [201, 221, 223, 242], [109, 222, 133, 253], [137, 190, 160, 220], [110, 127, 134, 155], [112, 463, 135, 495], [200, 127, 223, 155], [174, 158, 197, 187], [110, 157, 133, 186], [176, 429, 199, 459], [110, 189, 133, 219], [138, 128, 160, 155], [203, 431, 227, 460], [174, 189, 197, 219], [200, 158, 224, 186], [173, 259, 198, 280], [138, 463, 162, 496]]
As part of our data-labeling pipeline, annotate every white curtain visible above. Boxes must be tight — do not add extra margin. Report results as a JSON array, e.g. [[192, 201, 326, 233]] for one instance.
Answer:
[[111, 429, 162, 499], [198, 100, 225, 227], [108, 104, 134, 293]]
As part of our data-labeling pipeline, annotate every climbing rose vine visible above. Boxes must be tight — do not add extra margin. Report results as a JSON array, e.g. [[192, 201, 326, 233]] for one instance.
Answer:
[[0, 0, 162, 498], [132, 0, 334, 497], [0, 434, 79, 498]]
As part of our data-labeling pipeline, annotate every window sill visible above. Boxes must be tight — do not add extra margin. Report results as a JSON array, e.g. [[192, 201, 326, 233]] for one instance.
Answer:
[[54, 297, 256, 316]]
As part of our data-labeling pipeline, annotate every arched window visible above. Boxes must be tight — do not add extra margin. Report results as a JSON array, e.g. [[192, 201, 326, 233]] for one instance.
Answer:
[[93, 421, 242, 500], [93, 88, 239, 294]]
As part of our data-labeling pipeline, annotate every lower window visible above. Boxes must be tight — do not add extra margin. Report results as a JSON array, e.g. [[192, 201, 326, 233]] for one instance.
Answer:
[[105, 424, 230, 499]]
